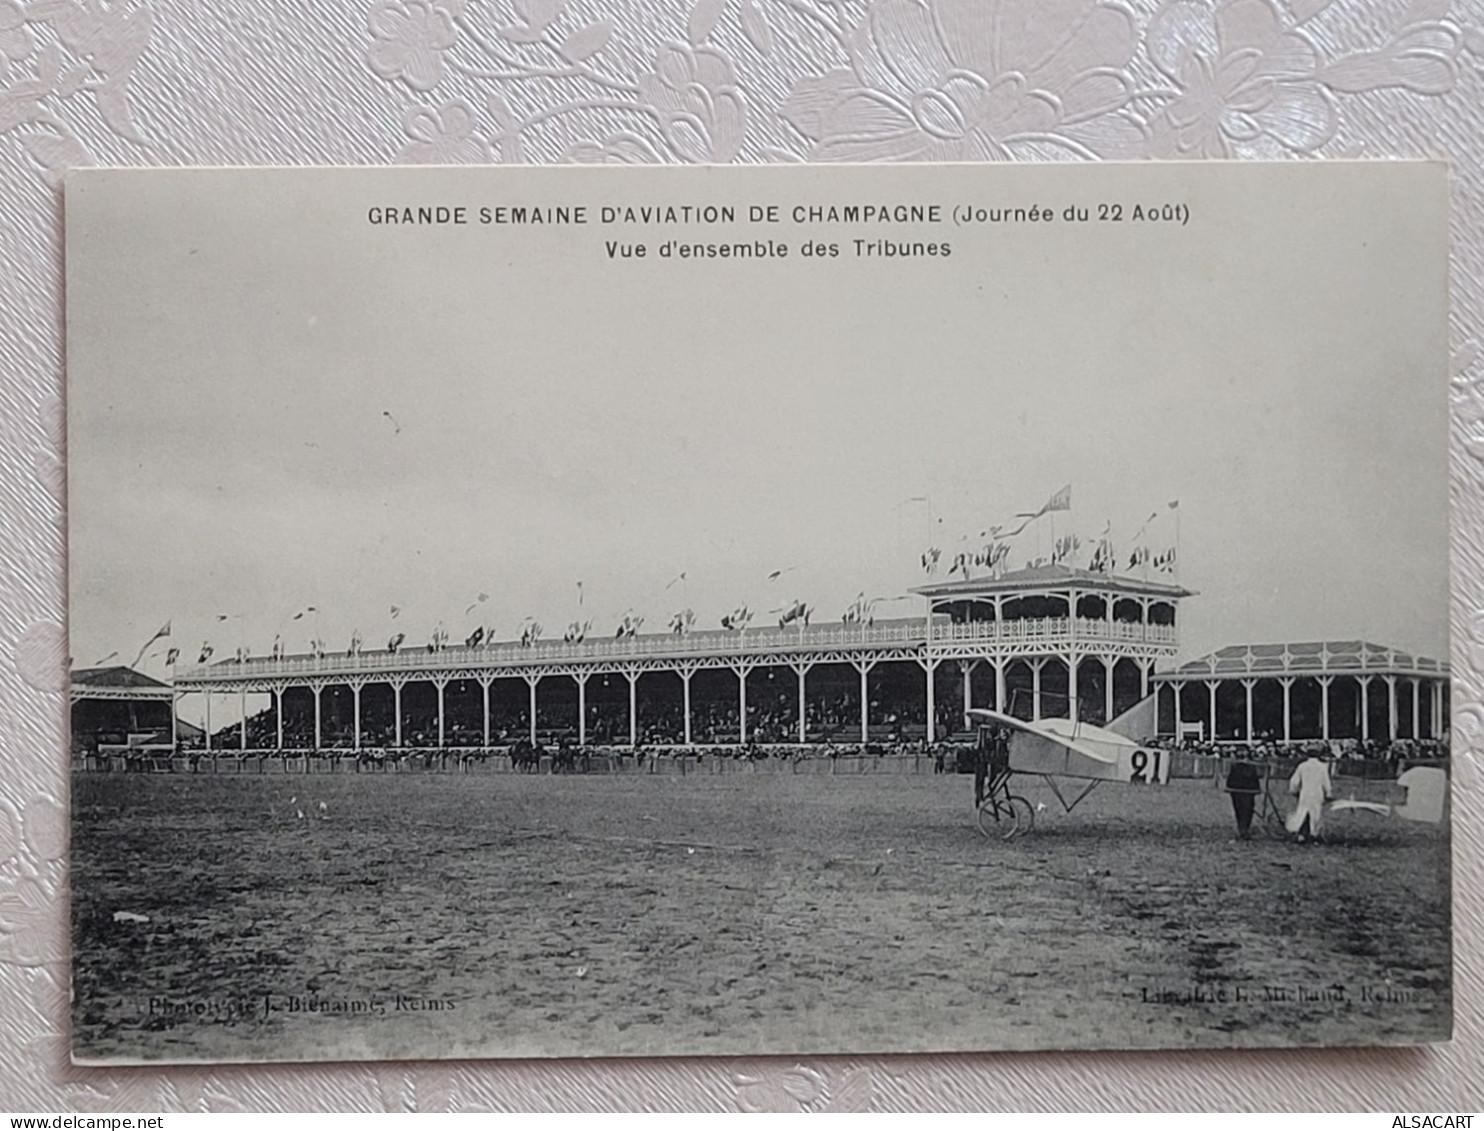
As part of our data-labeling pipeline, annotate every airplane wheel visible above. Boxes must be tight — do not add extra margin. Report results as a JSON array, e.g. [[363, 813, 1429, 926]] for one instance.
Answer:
[[1006, 795, 1035, 838], [975, 799, 1006, 840], [977, 796, 1035, 840]]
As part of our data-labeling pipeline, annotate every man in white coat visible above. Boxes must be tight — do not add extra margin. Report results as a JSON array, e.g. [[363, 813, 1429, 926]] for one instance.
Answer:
[[1286, 750, 1333, 843]]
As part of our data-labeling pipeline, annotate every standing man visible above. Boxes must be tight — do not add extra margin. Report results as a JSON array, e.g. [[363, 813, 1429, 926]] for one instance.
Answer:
[[1286, 749, 1333, 844], [1225, 754, 1262, 839]]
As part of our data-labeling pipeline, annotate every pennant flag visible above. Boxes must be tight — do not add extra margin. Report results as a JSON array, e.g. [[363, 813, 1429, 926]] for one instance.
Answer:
[[1167, 500, 1180, 510], [131, 619, 172, 667], [669, 609, 695, 635], [1040, 483, 1072, 515], [382, 410, 402, 434], [197, 643, 214, 663], [310, 638, 325, 658], [95, 650, 119, 666], [215, 614, 230, 622], [388, 632, 405, 653], [466, 626, 485, 648], [164, 647, 180, 666], [664, 572, 687, 590], [390, 605, 401, 619], [577, 581, 584, 605], [292, 606, 317, 620]]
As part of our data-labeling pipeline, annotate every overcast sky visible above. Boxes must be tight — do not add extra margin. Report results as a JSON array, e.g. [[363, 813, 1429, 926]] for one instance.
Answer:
[[65, 163, 1449, 682]]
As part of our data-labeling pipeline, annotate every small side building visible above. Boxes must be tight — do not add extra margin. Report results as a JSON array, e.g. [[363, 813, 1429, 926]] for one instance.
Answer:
[[69, 666, 179, 755], [1152, 641, 1449, 744]]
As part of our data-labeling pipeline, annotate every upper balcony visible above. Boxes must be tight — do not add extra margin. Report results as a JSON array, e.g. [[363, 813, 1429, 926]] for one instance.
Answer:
[[175, 613, 1179, 685]]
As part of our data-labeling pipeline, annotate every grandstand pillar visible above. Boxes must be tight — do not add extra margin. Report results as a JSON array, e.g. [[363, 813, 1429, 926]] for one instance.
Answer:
[[171, 690, 180, 752], [352, 683, 361, 750], [528, 676, 539, 746], [923, 657, 936, 742], [1280, 677, 1293, 743], [275, 688, 283, 750], [1386, 675, 1398, 741], [312, 685, 321, 750], [1432, 679, 1442, 739], [1207, 680, 1217, 741], [739, 666, 749, 745], [436, 680, 446, 748], [1319, 676, 1331, 741], [204, 690, 212, 752], [1104, 658, 1114, 725], [1173, 678, 1182, 736], [240, 687, 247, 751], [854, 659, 877, 744], [1242, 679, 1255, 741], [393, 681, 403, 748], [1412, 677, 1421, 740], [1359, 676, 1370, 741], [627, 670, 638, 748], [994, 660, 1006, 715], [578, 673, 589, 745], [796, 664, 809, 744], [480, 677, 491, 747], [1031, 660, 1043, 721], [959, 659, 976, 728], [678, 668, 690, 746], [1067, 654, 1078, 723]]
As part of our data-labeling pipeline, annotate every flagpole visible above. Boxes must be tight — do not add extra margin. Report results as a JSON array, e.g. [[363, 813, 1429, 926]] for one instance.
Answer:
[[1175, 504, 1181, 583]]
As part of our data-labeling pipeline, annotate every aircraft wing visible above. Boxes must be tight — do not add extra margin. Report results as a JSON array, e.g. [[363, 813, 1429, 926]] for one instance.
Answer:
[[966, 708, 1171, 784]]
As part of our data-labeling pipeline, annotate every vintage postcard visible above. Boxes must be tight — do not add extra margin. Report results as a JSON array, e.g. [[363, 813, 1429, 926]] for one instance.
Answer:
[[65, 161, 1450, 1065]]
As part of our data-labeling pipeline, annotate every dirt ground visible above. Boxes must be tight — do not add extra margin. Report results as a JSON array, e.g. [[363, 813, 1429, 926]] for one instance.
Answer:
[[70, 768, 1451, 1063]]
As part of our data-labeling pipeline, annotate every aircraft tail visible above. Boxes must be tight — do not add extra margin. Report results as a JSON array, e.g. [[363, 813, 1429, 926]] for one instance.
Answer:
[[1106, 692, 1157, 741]]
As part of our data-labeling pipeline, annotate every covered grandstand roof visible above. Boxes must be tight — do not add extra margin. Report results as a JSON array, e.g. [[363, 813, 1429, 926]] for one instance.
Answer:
[[70, 666, 174, 700], [914, 563, 1194, 600], [1157, 641, 1448, 681], [71, 666, 169, 688]]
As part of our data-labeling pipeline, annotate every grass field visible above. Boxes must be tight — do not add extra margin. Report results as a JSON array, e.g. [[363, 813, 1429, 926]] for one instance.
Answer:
[[70, 769, 1451, 1063]]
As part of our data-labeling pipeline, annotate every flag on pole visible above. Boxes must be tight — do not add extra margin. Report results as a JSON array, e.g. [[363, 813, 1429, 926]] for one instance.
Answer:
[[388, 632, 405, 653], [197, 643, 214, 663], [720, 605, 753, 631], [164, 647, 180, 666]]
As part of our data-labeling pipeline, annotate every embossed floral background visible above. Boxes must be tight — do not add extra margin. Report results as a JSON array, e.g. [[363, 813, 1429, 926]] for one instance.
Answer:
[[1, 0, 1482, 1111]]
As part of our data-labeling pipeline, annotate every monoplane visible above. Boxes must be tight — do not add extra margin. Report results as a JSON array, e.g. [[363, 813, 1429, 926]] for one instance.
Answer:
[[966, 698, 1168, 838]]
